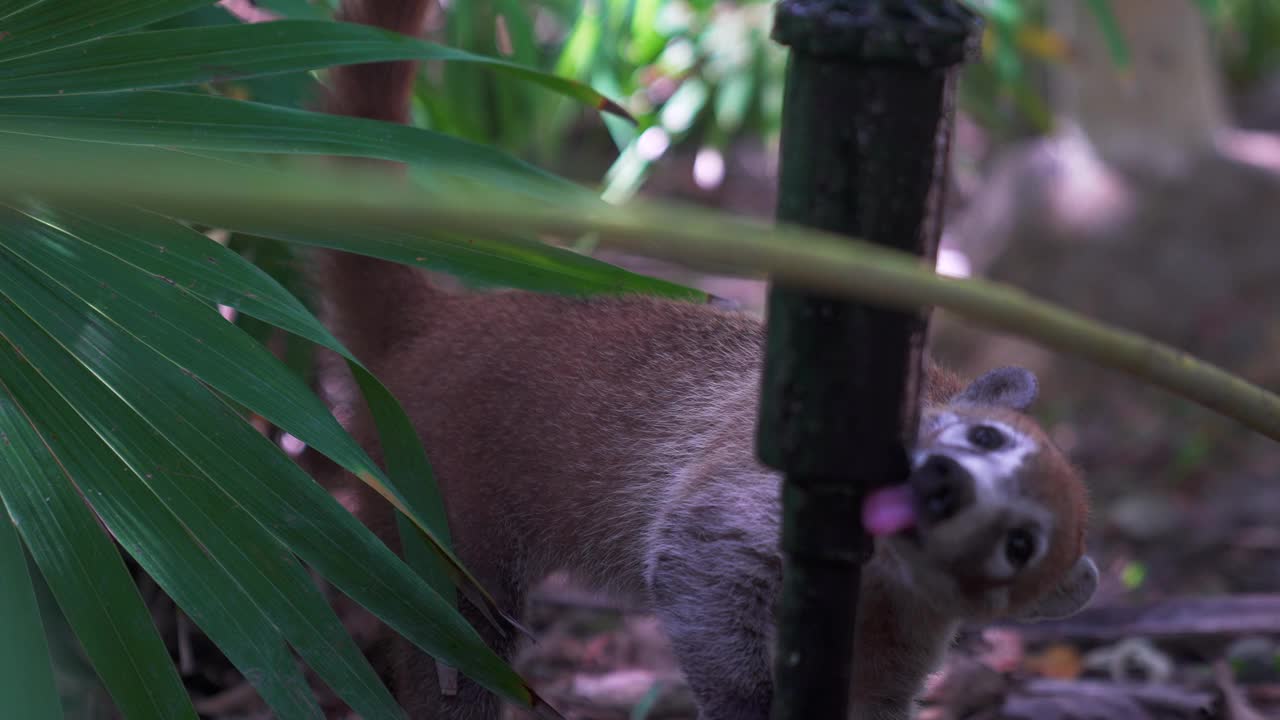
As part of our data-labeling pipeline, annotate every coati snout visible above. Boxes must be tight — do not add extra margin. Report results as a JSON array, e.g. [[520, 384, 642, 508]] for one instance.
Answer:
[[860, 368, 1096, 628], [910, 454, 976, 523]]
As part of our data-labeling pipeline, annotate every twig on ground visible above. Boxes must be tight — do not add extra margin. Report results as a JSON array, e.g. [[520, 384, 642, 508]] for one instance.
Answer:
[[989, 595, 1280, 644]]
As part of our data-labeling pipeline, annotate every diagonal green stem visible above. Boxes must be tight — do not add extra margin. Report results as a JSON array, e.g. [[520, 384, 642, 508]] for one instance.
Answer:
[[1, 146, 1276, 442]]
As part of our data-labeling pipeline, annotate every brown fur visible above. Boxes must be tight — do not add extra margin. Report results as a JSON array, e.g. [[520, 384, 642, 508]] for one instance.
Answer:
[[314, 0, 435, 364], [316, 4, 1095, 719], [924, 406, 1089, 614]]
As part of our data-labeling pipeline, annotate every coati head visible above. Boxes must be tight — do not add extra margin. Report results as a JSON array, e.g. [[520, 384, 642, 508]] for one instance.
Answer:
[[863, 367, 1097, 622]]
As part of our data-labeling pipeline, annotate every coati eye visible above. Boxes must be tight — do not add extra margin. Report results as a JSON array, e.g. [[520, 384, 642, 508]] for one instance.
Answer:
[[967, 424, 1005, 450], [1004, 528, 1036, 569]]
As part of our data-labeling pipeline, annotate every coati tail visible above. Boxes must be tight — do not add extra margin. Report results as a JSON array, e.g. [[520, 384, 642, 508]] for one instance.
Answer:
[[315, 0, 437, 364]]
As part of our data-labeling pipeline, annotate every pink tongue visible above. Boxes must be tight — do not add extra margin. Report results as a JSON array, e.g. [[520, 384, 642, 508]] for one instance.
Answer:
[[862, 485, 917, 536]]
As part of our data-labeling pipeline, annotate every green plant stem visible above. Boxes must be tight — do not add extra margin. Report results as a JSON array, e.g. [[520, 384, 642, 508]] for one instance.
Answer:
[[3, 149, 1277, 441]]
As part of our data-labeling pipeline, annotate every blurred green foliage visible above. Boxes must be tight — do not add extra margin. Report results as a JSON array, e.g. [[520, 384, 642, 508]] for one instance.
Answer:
[[964, 0, 1280, 134], [1211, 0, 1280, 89], [380, 0, 1280, 191], [425, 0, 787, 202]]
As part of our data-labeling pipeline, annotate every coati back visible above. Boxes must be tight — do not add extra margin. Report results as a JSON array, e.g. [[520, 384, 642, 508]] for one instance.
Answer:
[[318, 3, 1098, 719]]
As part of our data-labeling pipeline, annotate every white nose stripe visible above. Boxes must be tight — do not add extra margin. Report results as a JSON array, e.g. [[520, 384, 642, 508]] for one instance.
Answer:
[[955, 455, 999, 501], [933, 420, 1037, 496]]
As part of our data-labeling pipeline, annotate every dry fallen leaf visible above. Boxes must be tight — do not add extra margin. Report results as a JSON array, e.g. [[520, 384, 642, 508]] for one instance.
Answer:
[[1025, 643, 1084, 680]]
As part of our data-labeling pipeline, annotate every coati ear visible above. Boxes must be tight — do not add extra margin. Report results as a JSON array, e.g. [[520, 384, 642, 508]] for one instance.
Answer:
[[954, 366, 1039, 411], [1018, 555, 1098, 621]]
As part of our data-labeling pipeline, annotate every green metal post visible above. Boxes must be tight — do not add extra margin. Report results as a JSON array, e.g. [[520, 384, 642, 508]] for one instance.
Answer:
[[757, 2, 979, 718]]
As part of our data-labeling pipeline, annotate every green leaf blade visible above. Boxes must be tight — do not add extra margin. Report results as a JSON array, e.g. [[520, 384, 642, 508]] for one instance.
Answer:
[[0, 20, 631, 119], [0, 103, 700, 300], [0, 301, 404, 720], [0, 347, 197, 720], [39, 204, 460, 621], [0, 92, 569, 193], [0, 336, 323, 719], [0, 1, 215, 63], [0, 241, 538, 710], [0, 207, 383, 491], [0, 205, 486, 629], [0, 498, 62, 720], [43, 206, 340, 346]]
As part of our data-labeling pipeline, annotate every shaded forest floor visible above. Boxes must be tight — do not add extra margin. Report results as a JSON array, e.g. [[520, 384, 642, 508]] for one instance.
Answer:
[[507, 576, 1280, 720]]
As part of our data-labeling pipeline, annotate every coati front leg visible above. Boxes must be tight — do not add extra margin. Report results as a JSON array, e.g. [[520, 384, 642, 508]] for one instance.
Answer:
[[391, 603, 510, 720], [645, 465, 781, 720], [845, 563, 958, 720], [646, 512, 954, 720], [642, 367, 1096, 720], [322, 496, 512, 720], [646, 491, 953, 720]]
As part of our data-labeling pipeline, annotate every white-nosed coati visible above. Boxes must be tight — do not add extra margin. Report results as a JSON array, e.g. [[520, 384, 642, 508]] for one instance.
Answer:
[[315, 2, 1098, 718]]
